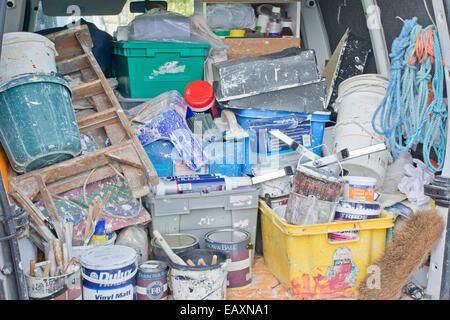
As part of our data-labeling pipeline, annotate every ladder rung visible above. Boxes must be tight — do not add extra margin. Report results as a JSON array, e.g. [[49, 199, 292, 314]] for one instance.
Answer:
[[56, 54, 90, 75], [71, 79, 103, 101]]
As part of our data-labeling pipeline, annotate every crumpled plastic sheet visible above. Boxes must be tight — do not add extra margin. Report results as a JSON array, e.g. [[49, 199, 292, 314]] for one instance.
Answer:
[[398, 158, 434, 205]]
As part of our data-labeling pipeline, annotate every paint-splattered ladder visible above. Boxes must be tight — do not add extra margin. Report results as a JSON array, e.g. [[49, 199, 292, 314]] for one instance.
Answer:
[[9, 25, 159, 228]]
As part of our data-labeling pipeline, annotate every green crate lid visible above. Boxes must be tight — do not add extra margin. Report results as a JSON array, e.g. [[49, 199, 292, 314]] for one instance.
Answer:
[[112, 40, 210, 49]]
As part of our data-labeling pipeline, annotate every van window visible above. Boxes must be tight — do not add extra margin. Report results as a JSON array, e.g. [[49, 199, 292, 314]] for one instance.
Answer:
[[33, 0, 194, 35]]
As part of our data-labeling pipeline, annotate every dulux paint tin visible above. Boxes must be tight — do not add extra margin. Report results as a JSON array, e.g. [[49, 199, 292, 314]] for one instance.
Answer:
[[80, 245, 138, 300], [151, 233, 199, 263], [204, 228, 252, 289], [329, 200, 381, 241], [136, 260, 168, 300]]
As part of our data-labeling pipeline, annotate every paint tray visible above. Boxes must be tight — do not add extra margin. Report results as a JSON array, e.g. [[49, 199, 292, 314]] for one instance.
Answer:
[[213, 47, 321, 102]]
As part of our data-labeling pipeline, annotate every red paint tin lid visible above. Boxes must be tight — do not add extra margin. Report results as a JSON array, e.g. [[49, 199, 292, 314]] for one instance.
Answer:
[[184, 80, 215, 112]]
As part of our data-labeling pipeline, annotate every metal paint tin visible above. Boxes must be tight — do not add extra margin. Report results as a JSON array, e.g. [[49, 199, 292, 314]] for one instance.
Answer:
[[151, 233, 199, 263], [204, 228, 252, 289], [136, 260, 168, 300], [80, 245, 138, 300], [329, 200, 381, 241]]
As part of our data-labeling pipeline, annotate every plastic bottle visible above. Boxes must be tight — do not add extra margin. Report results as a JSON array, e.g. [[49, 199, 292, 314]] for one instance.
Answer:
[[281, 19, 294, 38], [115, 225, 149, 264], [268, 7, 282, 37], [90, 218, 107, 245]]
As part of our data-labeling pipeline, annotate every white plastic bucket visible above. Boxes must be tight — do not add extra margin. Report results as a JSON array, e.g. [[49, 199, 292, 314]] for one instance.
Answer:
[[0, 32, 57, 85], [334, 74, 393, 188], [344, 176, 377, 202], [81, 245, 138, 300]]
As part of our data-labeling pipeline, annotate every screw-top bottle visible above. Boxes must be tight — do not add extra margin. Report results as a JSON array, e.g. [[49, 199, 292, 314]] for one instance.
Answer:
[[268, 7, 282, 37]]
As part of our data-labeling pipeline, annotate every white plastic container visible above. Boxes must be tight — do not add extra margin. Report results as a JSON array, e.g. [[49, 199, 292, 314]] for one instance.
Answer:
[[81, 245, 138, 300], [115, 225, 149, 265], [0, 32, 57, 85], [344, 176, 377, 202], [334, 74, 392, 187]]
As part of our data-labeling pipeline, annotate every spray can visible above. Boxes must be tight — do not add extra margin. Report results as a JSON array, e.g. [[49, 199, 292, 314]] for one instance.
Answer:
[[153, 174, 252, 196], [90, 218, 107, 245]]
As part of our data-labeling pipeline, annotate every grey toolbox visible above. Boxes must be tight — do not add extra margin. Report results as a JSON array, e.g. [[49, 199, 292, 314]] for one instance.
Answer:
[[144, 186, 260, 259]]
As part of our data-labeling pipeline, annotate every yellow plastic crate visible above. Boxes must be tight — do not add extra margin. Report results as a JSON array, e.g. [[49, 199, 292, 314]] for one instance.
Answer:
[[259, 200, 394, 299]]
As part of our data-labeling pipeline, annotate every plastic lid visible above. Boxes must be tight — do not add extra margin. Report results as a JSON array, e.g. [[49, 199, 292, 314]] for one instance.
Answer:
[[184, 80, 214, 110], [80, 245, 137, 270], [272, 7, 280, 13]]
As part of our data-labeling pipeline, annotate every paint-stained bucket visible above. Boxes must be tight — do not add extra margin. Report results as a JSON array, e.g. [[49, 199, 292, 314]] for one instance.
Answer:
[[329, 200, 381, 241], [25, 262, 82, 300], [344, 176, 377, 202], [334, 74, 392, 187], [151, 233, 199, 263], [81, 245, 138, 300], [136, 260, 168, 300], [0, 32, 57, 85], [169, 249, 229, 300], [204, 228, 253, 289]]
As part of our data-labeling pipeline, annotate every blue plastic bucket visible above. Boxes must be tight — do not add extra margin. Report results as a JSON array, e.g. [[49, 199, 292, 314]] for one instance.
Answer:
[[228, 108, 330, 174], [81, 245, 138, 300], [0, 74, 82, 173]]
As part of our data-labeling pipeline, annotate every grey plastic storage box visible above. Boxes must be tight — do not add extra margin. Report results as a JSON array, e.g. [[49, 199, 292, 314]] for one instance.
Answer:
[[144, 186, 260, 258]]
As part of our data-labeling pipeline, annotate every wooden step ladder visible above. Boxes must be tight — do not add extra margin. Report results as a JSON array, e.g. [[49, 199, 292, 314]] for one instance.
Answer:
[[9, 25, 159, 216]]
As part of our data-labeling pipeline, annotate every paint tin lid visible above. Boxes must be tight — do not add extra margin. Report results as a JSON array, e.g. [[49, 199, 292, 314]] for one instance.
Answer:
[[296, 165, 342, 183], [139, 260, 168, 272], [184, 80, 214, 111], [80, 245, 137, 270], [152, 233, 199, 250], [204, 228, 250, 244]]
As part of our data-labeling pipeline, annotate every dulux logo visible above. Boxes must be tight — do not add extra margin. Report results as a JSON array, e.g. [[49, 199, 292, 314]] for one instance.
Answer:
[[97, 268, 133, 282]]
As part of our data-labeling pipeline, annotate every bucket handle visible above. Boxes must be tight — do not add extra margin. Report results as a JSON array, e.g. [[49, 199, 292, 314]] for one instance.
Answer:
[[82, 268, 138, 285], [335, 119, 384, 143]]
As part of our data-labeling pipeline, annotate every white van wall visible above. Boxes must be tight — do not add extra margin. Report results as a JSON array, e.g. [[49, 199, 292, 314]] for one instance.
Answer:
[[4, 0, 26, 32]]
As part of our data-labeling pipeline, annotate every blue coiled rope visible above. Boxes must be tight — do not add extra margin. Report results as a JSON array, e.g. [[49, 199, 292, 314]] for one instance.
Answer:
[[372, 17, 448, 173]]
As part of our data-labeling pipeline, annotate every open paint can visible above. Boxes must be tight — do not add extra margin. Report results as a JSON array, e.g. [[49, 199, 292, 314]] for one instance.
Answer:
[[329, 200, 381, 241], [136, 260, 168, 300], [81, 245, 138, 300], [204, 228, 253, 289], [168, 249, 229, 300], [151, 233, 199, 263]]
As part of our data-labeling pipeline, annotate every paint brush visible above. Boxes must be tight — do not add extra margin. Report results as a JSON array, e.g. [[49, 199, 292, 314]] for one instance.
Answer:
[[42, 261, 51, 278], [198, 258, 206, 267], [83, 205, 94, 242], [47, 242, 57, 277], [62, 243, 69, 269], [64, 221, 73, 260], [30, 260, 36, 277]]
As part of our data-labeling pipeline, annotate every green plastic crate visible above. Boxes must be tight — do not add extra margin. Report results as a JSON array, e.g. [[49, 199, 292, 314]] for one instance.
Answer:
[[112, 41, 210, 99]]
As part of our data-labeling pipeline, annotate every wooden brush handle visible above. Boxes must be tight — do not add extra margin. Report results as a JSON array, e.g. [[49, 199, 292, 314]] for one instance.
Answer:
[[53, 239, 63, 269], [198, 258, 206, 267], [211, 255, 217, 265], [42, 261, 51, 278], [64, 257, 76, 274], [83, 205, 94, 240], [186, 259, 196, 267], [30, 260, 36, 277]]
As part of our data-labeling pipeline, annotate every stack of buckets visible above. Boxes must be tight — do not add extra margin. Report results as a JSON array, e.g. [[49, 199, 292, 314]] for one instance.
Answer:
[[0, 32, 82, 174], [329, 74, 391, 239]]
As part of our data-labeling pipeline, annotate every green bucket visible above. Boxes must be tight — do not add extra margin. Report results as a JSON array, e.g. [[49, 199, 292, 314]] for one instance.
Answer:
[[0, 74, 82, 173]]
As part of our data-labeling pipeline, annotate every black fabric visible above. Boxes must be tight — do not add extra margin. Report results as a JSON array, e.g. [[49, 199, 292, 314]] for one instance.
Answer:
[[36, 18, 115, 78]]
